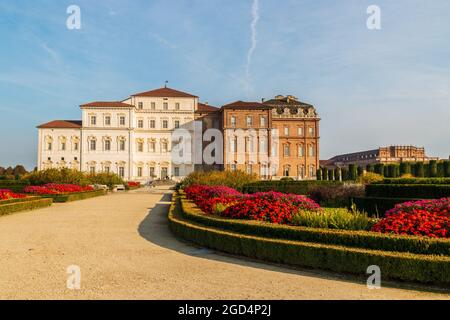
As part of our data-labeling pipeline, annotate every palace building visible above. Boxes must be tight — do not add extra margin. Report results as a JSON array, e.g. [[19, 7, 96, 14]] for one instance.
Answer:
[[37, 87, 320, 181]]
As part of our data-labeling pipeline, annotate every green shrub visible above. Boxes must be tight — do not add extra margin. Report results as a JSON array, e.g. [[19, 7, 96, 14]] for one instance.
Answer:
[[0, 198, 53, 216], [429, 160, 438, 178], [376, 178, 450, 185], [241, 180, 342, 195], [85, 172, 124, 188], [308, 184, 364, 207], [415, 162, 425, 178], [316, 169, 322, 181], [348, 164, 358, 181], [334, 167, 342, 181], [180, 170, 258, 190], [171, 196, 450, 285], [352, 196, 421, 217], [357, 172, 384, 185], [322, 168, 329, 181], [374, 163, 384, 176], [41, 189, 107, 203], [280, 177, 294, 181], [400, 162, 412, 175], [0, 180, 30, 192], [22, 168, 90, 186], [366, 164, 375, 173], [444, 160, 450, 177], [387, 164, 400, 178], [292, 208, 376, 231], [366, 184, 450, 199]]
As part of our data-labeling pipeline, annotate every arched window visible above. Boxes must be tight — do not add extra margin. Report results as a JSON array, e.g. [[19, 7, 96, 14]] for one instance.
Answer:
[[309, 144, 315, 157], [283, 165, 291, 177]]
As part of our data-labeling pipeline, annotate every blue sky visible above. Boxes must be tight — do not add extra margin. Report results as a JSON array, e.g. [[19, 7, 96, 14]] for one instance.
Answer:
[[0, 0, 449, 169]]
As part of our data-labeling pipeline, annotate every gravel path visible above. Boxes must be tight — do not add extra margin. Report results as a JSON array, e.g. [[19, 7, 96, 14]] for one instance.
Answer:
[[0, 186, 448, 300]]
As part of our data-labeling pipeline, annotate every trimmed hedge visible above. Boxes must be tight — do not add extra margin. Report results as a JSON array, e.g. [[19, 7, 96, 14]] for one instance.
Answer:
[[376, 178, 450, 185], [0, 198, 53, 216], [366, 184, 450, 199], [179, 194, 450, 256], [241, 181, 342, 195], [40, 189, 107, 203], [170, 194, 450, 285], [352, 196, 423, 217], [0, 196, 42, 206], [0, 180, 30, 193]]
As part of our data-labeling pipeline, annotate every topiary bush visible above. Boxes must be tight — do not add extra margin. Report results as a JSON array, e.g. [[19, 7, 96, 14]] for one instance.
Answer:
[[180, 170, 258, 190]]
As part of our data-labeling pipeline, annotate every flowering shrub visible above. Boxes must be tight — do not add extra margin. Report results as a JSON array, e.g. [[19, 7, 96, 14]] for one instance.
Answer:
[[24, 184, 94, 195], [185, 185, 242, 215], [371, 198, 450, 238], [0, 189, 27, 200], [222, 192, 322, 224]]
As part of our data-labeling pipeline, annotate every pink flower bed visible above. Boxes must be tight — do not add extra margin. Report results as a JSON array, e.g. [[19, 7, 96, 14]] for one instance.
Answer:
[[24, 184, 94, 195], [0, 189, 27, 201], [372, 198, 450, 238], [184, 185, 321, 225]]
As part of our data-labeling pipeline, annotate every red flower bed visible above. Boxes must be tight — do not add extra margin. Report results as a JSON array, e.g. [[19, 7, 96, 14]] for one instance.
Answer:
[[184, 185, 321, 224], [0, 189, 27, 200], [184, 185, 242, 215], [371, 198, 450, 238], [222, 191, 322, 224], [128, 182, 141, 187], [24, 184, 94, 195]]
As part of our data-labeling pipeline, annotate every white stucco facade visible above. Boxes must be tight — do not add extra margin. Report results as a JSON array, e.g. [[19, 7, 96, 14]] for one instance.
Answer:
[[37, 87, 199, 182]]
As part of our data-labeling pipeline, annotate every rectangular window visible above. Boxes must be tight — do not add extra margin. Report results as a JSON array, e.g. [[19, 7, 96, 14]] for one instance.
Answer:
[[150, 142, 156, 152], [91, 116, 96, 126], [149, 167, 155, 177], [119, 140, 126, 151], [284, 144, 290, 157], [138, 120, 144, 128], [284, 127, 289, 136], [104, 166, 110, 173], [246, 116, 253, 127], [74, 143, 78, 151], [309, 145, 315, 157], [137, 167, 143, 177], [151, 102, 156, 110], [162, 120, 168, 129], [175, 103, 180, 110], [230, 116, 236, 127], [298, 145, 304, 157], [230, 164, 237, 172], [150, 120, 156, 128], [47, 142, 52, 151], [105, 116, 111, 126], [105, 140, 111, 151], [138, 102, 143, 109], [174, 167, 180, 176], [163, 102, 168, 110], [298, 127, 304, 136], [138, 142, 144, 152], [119, 116, 126, 126], [90, 166, 96, 174], [162, 142, 168, 153], [246, 164, 253, 174], [90, 140, 96, 151], [260, 116, 266, 127], [61, 143, 66, 151], [309, 127, 315, 137], [118, 167, 125, 178], [174, 120, 180, 129]]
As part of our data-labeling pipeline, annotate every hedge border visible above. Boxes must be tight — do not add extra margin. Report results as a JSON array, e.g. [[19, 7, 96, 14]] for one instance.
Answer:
[[376, 178, 450, 185], [352, 196, 423, 218], [169, 194, 450, 285], [0, 198, 53, 216], [241, 181, 343, 195], [0, 196, 42, 206], [39, 189, 107, 203], [179, 193, 450, 256], [366, 184, 450, 199]]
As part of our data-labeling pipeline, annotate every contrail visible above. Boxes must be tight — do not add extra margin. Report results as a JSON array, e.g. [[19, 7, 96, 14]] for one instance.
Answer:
[[245, 0, 259, 97]]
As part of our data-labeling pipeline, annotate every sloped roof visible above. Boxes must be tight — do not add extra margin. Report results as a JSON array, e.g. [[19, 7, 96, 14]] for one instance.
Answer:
[[37, 120, 82, 129], [222, 101, 270, 110], [80, 101, 134, 108], [131, 87, 198, 98], [196, 102, 219, 113]]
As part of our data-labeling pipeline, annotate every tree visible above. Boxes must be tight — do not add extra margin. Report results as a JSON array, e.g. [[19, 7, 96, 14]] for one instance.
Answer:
[[13, 165, 27, 176], [415, 162, 425, 178], [374, 163, 384, 176], [428, 160, 438, 178], [444, 160, 450, 177], [334, 167, 342, 181], [400, 162, 411, 175], [0, 167, 5, 175], [348, 164, 358, 181], [366, 164, 375, 173], [316, 169, 322, 181]]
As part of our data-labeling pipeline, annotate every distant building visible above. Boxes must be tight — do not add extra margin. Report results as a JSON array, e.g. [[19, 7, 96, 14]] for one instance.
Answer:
[[323, 146, 439, 169]]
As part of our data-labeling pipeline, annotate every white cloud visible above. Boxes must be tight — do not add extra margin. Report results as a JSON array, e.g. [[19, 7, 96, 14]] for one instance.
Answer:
[[244, 0, 260, 97]]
